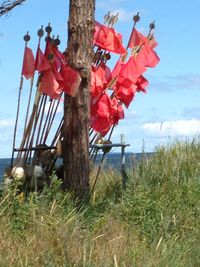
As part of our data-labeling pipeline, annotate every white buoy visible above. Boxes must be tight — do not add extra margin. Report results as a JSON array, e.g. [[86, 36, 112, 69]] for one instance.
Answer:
[[11, 167, 25, 182]]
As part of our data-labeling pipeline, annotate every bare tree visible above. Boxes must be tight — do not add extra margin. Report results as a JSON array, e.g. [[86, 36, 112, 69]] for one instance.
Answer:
[[63, 0, 95, 200], [0, 0, 25, 17]]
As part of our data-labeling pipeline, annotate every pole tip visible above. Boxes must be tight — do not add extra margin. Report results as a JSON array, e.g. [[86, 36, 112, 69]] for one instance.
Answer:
[[133, 12, 140, 23], [54, 36, 61, 46], [37, 27, 44, 37], [23, 32, 30, 42], [45, 23, 52, 34], [149, 21, 155, 30]]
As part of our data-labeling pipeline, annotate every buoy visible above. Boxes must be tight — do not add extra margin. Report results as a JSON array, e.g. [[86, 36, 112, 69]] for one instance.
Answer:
[[11, 167, 25, 182]]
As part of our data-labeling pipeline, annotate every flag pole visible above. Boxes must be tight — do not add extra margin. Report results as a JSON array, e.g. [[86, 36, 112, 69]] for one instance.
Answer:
[[131, 20, 156, 57], [28, 93, 46, 149], [50, 116, 64, 148], [24, 92, 44, 162], [23, 26, 44, 134], [43, 95, 61, 144], [16, 23, 52, 164], [37, 96, 52, 145], [10, 32, 30, 168], [126, 12, 140, 50], [39, 36, 64, 145], [22, 26, 44, 163], [26, 24, 53, 160], [148, 20, 155, 37], [33, 25, 53, 148]]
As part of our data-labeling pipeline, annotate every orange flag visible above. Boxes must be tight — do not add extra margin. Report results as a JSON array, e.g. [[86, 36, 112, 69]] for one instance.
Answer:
[[22, 47, 35, 79]]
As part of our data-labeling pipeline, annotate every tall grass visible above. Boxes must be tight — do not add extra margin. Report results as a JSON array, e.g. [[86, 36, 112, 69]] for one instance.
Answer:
[[0, 140, 200, 266]]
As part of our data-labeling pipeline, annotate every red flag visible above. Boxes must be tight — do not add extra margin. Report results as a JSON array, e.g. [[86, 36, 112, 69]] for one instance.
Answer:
[[35, 46, 50, 72], [90, 94, 124, 135], [90, 94, 113, 134], [22, 47, 35, 79], [60, 64, 81, 97], [115, 83, 137, 108], [111, 98, 124, 124], [90, 116, 111, 136], [128, 28, 148, 49], [52, 46, 65, 70], [109, 60, 125, 81], [95, 94, 112, 118], [52, 64, 64, 91], [90, 67, 104, 98], [94, 21, 103, 42], [53, 46, 65, 62], [90, 63, 111, 98], [44, 39, 53, 58], [40, 69, 61, 99], [136, 75, 149, 93], [94, 22, 126, 55], [103, 63, 112, 82], [117, 76, 133, 89], [119, 56, 146, 84], [44, 40, 63, 70], [136, 43, 160, 68]]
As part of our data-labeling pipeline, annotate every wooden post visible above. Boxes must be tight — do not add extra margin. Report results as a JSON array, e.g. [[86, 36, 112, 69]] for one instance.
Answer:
[[63, 0, 95, 200]]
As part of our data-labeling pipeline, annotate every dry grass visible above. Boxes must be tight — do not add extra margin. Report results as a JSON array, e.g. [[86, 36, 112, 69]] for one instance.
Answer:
[[0, 139, 200, 266]]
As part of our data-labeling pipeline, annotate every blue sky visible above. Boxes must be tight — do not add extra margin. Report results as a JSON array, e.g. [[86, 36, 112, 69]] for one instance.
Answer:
[[0, 0, 200, 158]]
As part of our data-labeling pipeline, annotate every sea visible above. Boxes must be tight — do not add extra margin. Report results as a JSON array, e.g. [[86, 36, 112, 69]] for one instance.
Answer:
[[0, 153, 153, 184]]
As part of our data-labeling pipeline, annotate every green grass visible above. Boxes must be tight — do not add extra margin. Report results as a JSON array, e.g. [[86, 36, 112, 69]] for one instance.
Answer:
[[0, 140, 200, 266]]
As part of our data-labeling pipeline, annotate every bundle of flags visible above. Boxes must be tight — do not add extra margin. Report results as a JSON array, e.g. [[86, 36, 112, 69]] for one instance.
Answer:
[[90, 21, 160, 136], [21, 19, 160, 137], [21, 38, 81, 99]]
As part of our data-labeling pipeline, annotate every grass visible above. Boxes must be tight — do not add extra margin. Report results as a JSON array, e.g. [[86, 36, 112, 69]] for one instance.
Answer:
[[0, 139, 200, 266]]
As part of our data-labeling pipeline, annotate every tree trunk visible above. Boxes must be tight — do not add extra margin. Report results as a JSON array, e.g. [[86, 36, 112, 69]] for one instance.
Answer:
[[63, 0, 95, 199]]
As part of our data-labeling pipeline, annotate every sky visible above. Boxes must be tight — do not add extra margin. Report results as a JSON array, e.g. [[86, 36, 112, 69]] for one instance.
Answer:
[[0, 0, 200, 158]]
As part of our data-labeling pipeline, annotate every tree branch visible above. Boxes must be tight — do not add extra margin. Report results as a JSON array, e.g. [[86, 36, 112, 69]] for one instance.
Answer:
[[0, 0, 25, 17]]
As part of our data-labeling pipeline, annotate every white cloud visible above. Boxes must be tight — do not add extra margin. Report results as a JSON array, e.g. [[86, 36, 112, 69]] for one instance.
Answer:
[[110, 9, 133, 23], [142, 119, 200, 137], [109, 8, 145, 23]]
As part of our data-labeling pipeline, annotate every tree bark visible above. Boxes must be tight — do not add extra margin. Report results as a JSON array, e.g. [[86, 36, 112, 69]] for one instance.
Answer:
[[63, 0, 95, 199]]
